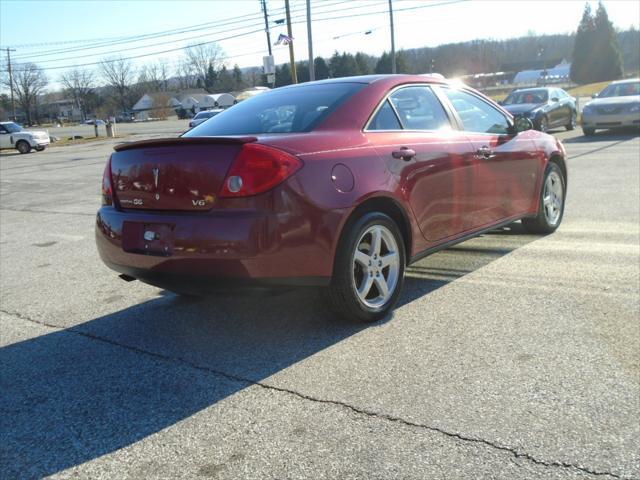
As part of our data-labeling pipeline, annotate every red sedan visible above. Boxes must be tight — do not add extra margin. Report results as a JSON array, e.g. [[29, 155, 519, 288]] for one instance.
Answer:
[[96, 75, 567, 322]]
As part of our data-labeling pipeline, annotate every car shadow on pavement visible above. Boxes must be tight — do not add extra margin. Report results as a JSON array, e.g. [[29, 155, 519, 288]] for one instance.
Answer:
[[562, 129, 639, 143], [400, 222, 539, 306], [0, 222, 540, 479]]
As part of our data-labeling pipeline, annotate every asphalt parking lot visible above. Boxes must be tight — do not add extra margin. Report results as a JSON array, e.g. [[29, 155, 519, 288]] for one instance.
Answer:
[[1, 127, 638, 479]]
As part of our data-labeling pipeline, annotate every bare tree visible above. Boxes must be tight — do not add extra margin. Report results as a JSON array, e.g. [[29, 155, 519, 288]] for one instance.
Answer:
[[157, 59, 170, 91], [176, 59, 196, 90], [2, 63, 48, 125], [183, 43, 224, 86], [99, 56, 136, 113], [59, 67, 94, 120]]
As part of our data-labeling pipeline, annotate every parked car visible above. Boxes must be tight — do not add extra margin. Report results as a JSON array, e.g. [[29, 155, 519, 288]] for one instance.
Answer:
[[581, 78, 640, 136], [188, 109, 224, 128], [96, 75, 567, 322], [0, 121, 50, 154], [500, 87, 577, 132], [84, 119, 106, 126]]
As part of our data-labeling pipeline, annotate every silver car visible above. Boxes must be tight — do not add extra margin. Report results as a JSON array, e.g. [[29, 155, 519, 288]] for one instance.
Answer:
[[581, 78, 640, 136], [188, 109, 224, 129]]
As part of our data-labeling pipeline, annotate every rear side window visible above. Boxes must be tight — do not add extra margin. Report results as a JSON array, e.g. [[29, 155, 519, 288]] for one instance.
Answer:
[[369, 100, 402, 130], [389, 86, 450, 130], [443, 88, 510, 135], [185, 82, 365, 136]]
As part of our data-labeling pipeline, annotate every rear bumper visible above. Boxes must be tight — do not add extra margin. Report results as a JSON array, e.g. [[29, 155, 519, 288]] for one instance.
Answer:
[[96, 206, 336, 290]]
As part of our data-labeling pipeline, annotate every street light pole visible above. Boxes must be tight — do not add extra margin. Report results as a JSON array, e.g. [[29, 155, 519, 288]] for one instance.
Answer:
[[5, 48, 17, 121], [261, 0, 273, 56], [306, 0, 315, 81], [388, 0, 396, 74], [285, 0, 298, 83]]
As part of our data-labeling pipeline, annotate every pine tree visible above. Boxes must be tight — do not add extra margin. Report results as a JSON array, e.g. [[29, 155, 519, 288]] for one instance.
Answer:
[[204, 63, 217, 93], [591, 1, 624, 81], [314, 57, 330, 80], [571, 2, 623, 83], [232, 64, 244, 90]]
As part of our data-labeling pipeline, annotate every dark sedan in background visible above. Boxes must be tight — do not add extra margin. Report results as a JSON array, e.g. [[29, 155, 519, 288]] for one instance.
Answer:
[[501, 87, 577, 132]]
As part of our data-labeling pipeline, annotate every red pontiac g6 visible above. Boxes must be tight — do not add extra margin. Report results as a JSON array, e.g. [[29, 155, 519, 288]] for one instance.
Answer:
[[96, 75, 567, 322]]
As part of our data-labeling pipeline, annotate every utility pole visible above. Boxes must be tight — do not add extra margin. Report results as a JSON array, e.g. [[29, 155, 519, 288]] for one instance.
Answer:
[[5, 48, 17, 121], [285, 0, 297, 84], [388, 0, 396, 74], [306, 0, 314, 81], [261, 0, 272, 56]]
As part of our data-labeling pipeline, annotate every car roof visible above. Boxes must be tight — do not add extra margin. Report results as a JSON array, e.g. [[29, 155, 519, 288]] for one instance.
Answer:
[[511, 87, 552, 92], [610, 78, 639, 84], [276, 74, 450, 90]]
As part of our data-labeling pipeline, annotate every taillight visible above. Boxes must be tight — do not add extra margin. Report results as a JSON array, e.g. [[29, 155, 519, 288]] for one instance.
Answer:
[[219, 143, 303, 198], [101, 158, 113, 206]]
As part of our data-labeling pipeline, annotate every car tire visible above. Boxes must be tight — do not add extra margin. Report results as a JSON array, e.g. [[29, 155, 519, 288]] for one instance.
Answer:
[[582, 127, 596, 136], [16, 140, 31, 154], [522, 162, 565, 234], [538, 115, 549, 133], [325, 212, 406, 323], [565, 111, 576, 131], [35, 146, 45, 152]]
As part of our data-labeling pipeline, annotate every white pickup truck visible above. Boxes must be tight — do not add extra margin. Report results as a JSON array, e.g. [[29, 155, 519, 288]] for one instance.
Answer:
[[0, 121, 50, 154]]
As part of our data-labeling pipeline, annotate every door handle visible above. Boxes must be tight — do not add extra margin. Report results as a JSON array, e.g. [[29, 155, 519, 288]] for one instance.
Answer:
[[476, 146, 495, 159], [392, 147, 416, 161]]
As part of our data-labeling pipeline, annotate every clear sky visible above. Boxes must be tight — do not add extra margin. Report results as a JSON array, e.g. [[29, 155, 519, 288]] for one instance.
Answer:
[[1, 0, 638, 91]]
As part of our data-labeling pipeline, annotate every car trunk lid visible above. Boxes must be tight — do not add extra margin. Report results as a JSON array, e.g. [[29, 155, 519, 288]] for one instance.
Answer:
[[110, 137, 256, 211]]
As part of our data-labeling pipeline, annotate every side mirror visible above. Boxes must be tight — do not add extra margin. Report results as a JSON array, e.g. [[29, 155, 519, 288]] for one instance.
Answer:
[[515, 117, 533, 133], [551, 97, 559, 102], [497, 100, 503, 105], [591, 93, 598, 98]]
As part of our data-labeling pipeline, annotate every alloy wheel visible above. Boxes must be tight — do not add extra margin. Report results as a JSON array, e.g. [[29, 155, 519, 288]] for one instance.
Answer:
[[543, 171, 563, 226], [352, 225, 400, 309]]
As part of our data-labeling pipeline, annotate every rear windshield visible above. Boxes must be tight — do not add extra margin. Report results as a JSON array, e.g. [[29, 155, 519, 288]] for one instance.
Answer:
[[184, 82, 365, 136]]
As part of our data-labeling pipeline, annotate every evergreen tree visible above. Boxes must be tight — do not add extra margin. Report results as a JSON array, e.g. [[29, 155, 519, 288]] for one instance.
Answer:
[[354, 52, 372, 75], [204, 63, 217, 92], [275, 64, 292, 86], [374, 51, 409, 74], [232, 64, 244, 90], [571, 3, 596, 83], [591, 1, 624, 81], [314, 57, 330, 79], [214, 66, 235, 92]]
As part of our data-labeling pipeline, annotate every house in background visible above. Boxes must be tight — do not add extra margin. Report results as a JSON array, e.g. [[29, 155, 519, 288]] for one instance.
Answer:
[[45, 99, 83, 122], [199, 93, 236, 110], [132, 93, 181, 120], [513, 60, 572, 85]]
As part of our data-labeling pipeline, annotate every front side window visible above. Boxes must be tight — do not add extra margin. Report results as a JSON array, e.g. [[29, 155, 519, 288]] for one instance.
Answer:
[[443, 88, 510, 135], [184, 82, 365, 136], [388, 86, 450, 131]]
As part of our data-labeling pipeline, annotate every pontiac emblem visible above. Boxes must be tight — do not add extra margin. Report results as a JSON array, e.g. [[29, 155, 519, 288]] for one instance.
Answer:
[[152, 167, 159, 188]]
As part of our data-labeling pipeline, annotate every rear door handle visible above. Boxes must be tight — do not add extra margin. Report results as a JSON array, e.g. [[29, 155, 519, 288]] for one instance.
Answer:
[[476, 146, 495, 159], [392, 147, 416, 161]]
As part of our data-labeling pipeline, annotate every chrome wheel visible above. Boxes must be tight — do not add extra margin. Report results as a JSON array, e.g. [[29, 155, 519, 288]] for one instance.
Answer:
[[352, 224, 400, 309], [543, 171, 563, 226], [539, 116, 548, 133]]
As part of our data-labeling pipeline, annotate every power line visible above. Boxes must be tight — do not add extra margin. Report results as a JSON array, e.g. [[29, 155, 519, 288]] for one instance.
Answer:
[[8, 0, 347, 62], [3, 0, 467, 74]]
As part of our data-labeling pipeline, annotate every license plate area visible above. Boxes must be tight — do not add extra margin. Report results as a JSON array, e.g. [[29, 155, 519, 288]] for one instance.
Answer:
[[122, 222, 174, 256]]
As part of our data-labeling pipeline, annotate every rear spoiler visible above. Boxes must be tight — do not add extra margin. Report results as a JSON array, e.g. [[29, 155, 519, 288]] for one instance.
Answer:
[[113, 136, 257, 152]]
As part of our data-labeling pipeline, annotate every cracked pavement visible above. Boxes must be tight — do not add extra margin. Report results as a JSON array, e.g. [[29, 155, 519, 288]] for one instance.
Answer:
[[1, 128, 639, 479]]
